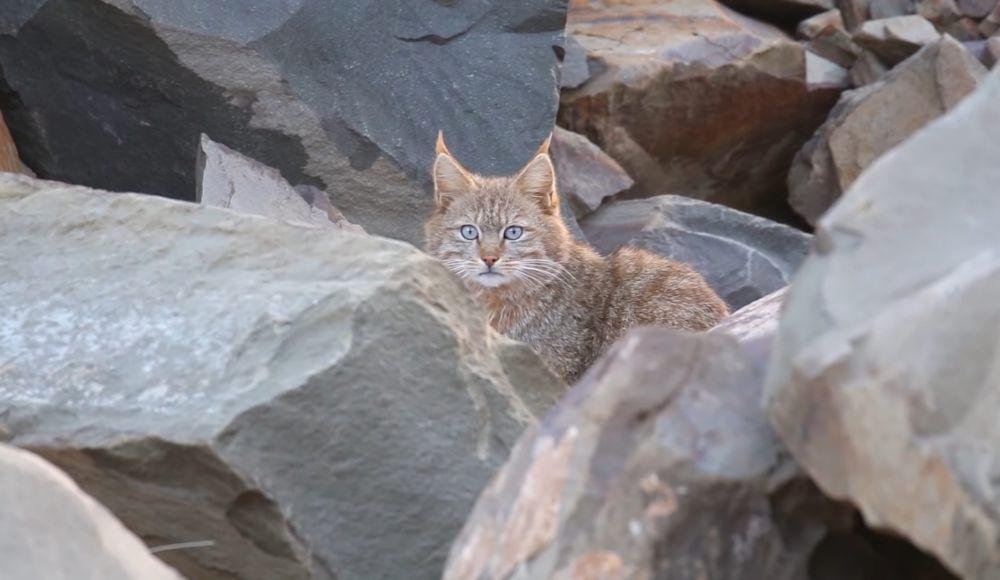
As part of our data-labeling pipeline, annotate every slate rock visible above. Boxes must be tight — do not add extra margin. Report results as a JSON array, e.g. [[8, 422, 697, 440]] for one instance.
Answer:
[[197, 134, 363, 233], [550, 127, 633, 218], [444, 289, 857, 580], [581, 195, 812, 311], [0, 0, 566, 245], [766, 67, 1000, 579], [558, 0, 841, 219], [0, 173, 564, 580], [0, 443, 181, 580], [789, 36, 986, 224], [853, 15, 941, 64]]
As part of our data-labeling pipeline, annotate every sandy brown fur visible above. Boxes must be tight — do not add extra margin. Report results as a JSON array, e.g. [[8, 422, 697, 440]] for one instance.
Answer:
[[425, 133, 729, 383]]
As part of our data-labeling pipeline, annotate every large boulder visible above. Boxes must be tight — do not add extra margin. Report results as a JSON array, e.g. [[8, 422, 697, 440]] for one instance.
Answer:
[[0, 0, 567, 245], [0, 173, 563, 580], [550, 127, 633, 219], [0, 443, 181, 580], [443, 290, 860, 580], [765, 68, 1000, 579], [788, 36, 986, 224], [558, 0, 842, 219], [581, 195, 812, 310]]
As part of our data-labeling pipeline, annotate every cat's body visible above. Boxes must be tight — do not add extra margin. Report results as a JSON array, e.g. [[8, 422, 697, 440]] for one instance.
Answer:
[[425, 133, 728, 383]]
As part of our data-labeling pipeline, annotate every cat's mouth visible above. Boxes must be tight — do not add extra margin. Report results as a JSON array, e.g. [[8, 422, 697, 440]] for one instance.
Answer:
[[474, 270, 510, 288]]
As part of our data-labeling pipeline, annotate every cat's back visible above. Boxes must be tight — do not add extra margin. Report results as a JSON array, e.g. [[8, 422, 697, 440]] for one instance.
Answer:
[[604, 246, 729, 332]]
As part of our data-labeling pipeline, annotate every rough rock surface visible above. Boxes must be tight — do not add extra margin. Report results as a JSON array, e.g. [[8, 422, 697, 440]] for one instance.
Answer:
[[197, 134, 363, 233], [0, 0, 566, 245], [766, 68, 1000, 579], [799, 10, 862, 68], [788, 36, 986, 224], [0, 443, 182, 580], [559, 0, 842, 218], [581, 195, 812, 310], [550, 127, 633, 218], [853, 15, 940, 64], [0, 173, 564, 580], [443, 290, 856, 580]]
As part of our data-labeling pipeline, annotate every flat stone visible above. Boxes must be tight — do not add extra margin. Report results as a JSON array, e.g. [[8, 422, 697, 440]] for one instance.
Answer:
[[581, 195, 812, 310], [550, 127, 633, 218], [0, 173, 563, 580], [766, 66, 1000, 580], [799, 10, 864, 67], [789, 37, 986, 224], [854, 15, 942, 64]]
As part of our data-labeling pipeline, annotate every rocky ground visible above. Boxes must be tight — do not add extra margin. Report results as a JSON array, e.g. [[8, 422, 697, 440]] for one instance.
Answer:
[[1, 0, 998, 578]]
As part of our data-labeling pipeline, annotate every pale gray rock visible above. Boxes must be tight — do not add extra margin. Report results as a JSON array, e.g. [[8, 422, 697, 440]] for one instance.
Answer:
[[766, 67, 1000, 579], [550, 127, 633, 218], [789, 36, 986, 224], [0, 443, 181, 580], [808, 51, 852, 88], [0, 173, 563, 580], [197, 134, 363, 233], [0, 0, 566, 245], [853, 15, 940, 64], [581, 195, 812, 310]]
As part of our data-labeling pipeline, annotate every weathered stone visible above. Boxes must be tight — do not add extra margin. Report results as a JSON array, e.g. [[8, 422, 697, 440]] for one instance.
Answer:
[[196, 134, 363, 233], [870, 0, 918, 18], [854, 15, 941, 64], [799, 10, 862, 67], [916, 0, 985, 38], [0, 0, 566, 245], [789, 37, 986, 224], [0, 173, 564, 580], [979, 1, 1000, 35], [0, 109, 31, 176], [986, 35, 1000, 65], [444, 288, 858, 580], [957, 0, 998, 18], [766, 67, 1000, 579], [0, 443, 181, 580], [720, 0, 835, 23], [581, 195, 812, 311], [808, 51, 853, 88], [550, 127, 633, 218], [837, 0, 872, 29], [848, 49, 891, 85], [559, 0, 841, 219]]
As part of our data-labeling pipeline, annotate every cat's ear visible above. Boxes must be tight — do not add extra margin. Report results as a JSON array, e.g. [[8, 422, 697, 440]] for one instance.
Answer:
[[514, 134, 558, 213], [433, 131, 475, 210]]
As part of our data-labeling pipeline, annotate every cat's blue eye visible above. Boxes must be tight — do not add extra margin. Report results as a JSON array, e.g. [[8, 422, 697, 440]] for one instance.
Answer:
[[460, 225, 479, 240], [504, 226, 523, 241]]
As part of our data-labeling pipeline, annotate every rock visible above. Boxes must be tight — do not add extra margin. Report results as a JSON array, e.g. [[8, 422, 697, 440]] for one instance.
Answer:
[[917, 0, 986, 38], [720, 0, 835, 23], [559, 0, 841, 219], [550, 127, 633, 218], [765, 67, 1000, 579], [987, 35, 1000, 65], [0, 443, 181, 580], [808, 51, 853, 88], [799, 10, 862, 68], [849, 49, 892, 85], [197, 134, 364, 233], [870, 0, 918, 18], [444, 286, 859, 580], [0, 110, 31, 176], [837, 0, 873, 29], [854, 15, 941, 64], [581, 195, 812, 311], [980, 2, 1000, 35], [0, 0, 566, 245], [0, 173, 564, 580], [788, 36, 986, 224], [957, 0, 998, 18]]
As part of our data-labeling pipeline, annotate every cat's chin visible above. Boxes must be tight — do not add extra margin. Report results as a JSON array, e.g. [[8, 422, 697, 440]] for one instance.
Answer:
[[472, 272, 511, 288]]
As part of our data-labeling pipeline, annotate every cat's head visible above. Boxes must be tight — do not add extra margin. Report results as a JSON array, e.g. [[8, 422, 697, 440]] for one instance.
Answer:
[[424, 131, 571, 291]]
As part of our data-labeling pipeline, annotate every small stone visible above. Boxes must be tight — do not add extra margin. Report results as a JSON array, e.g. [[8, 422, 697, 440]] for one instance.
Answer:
[[799, 10, 862, 67], [854, 15, 941, 64], [550, 127, 633, 218], [848, 49, 891, 85]]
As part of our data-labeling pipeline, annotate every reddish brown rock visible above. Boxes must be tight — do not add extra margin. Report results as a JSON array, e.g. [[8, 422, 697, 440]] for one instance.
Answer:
[[550, 127, 633, 218], [837, 0, 873, 29], [559, 0, 842, 219]]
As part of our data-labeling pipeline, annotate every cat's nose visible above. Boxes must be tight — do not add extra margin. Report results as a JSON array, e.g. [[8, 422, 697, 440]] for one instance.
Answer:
[[482, 255, 498, 268]]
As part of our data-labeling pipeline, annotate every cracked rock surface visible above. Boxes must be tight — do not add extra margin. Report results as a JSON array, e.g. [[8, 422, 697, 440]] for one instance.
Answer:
[[0, 173, 563, 580]]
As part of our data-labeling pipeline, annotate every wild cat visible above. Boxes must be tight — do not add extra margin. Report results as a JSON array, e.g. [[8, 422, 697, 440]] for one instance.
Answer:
[[424, 132, 728, 383]]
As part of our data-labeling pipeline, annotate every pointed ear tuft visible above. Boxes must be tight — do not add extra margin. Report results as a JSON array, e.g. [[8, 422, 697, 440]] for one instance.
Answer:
[[534, 132, 552, 156], [433, 150, 475, 210], [514, 153, 558, 213], [435, 130, 451, 156]]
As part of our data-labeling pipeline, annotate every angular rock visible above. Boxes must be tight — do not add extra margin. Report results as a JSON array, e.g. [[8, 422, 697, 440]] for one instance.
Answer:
[[766, 68, 1000, 579], [987, 36, 1000, 65], [789, 36, 986, 224], [0, 443, 181, 580], [720, 0, 835, 23], [837, 0, 873, 29], [444, 290, 857, 580], [799, 10, 862, 68], [957, 0, 998, 17], [849, 49, 892, 85], [917, 0, 986, 38], [197, 134, 363, 233], [581, 195, 812, 311], [559, 0, 841, 219], [854, 15, 941, 64], [550, 127, 633, 218], [980, 2, 1000, 35], [0, 173, 563, 580], [0, 109, 31, 176], [0, 0, 567, 245], [870, 0, 918, 18], [808, 51, 852, 88]]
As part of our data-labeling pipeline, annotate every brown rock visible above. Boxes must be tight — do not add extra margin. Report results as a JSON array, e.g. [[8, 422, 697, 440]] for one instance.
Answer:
[[837, 0, 873, 29], [559, 0, 841, 219], [986, 36, 1000, 65], [799, 10, 863, 67], [550, 127, 633, 218], [788, 36, 986, 224], [766, 67, 1000, 579], [980, 2, 1000, 35], [849, 49, 891, 85], [854, 15, 941, 64]]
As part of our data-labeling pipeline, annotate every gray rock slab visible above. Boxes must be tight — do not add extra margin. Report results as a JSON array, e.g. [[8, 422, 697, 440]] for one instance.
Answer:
[[550, 127, 633, 218], [854, 15, 940, 64]]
